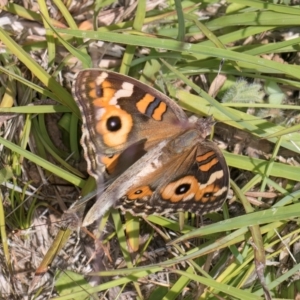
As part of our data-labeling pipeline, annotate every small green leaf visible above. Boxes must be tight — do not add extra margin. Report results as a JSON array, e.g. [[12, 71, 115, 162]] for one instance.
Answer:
[[55, 270, 92, 299]]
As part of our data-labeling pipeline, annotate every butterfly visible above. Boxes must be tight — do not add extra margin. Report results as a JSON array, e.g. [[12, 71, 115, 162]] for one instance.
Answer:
[[72, 69, 229, 226]]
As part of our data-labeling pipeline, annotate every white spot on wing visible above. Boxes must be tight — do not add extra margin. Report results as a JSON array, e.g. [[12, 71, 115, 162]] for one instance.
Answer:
[[95, 72, 108, 86], [111, 82, 134, 104], [207, 170, 224, 184], [142, 156, 161, 174], [122, 82, 134, 91], [95, 107, 105, 120], [198, 170, 224, 189], [213, 186, 228, 197], [183, 193, 195, 201]]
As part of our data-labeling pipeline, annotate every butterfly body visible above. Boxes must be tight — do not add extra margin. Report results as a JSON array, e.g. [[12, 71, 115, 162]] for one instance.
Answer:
[[72, 69, 229, 226]]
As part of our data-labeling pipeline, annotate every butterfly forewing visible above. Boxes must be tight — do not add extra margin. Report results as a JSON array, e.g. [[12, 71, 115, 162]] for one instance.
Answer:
[[73, 70, 191, 180], [73, 70, 187, 154]]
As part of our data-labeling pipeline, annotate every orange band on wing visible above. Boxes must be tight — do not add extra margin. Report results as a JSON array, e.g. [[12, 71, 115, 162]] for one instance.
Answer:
[[197, 151, 219, 172], [126, 186, 153, 200], [100, 153, 120, 175], [96, 106, 133, 148], [136, 94, 167, 121], [152, 102, 167, 121], [160, 175, 223, 204], [87, 81, 98, 99], [195, 184, 219, 203], [89, 80, 116, 107], [136, 94, 155, 114], [160, 176, 198, 203]]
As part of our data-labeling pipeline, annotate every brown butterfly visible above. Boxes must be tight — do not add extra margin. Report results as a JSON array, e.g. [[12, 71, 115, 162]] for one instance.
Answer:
[[72, 70, 229, 226]]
